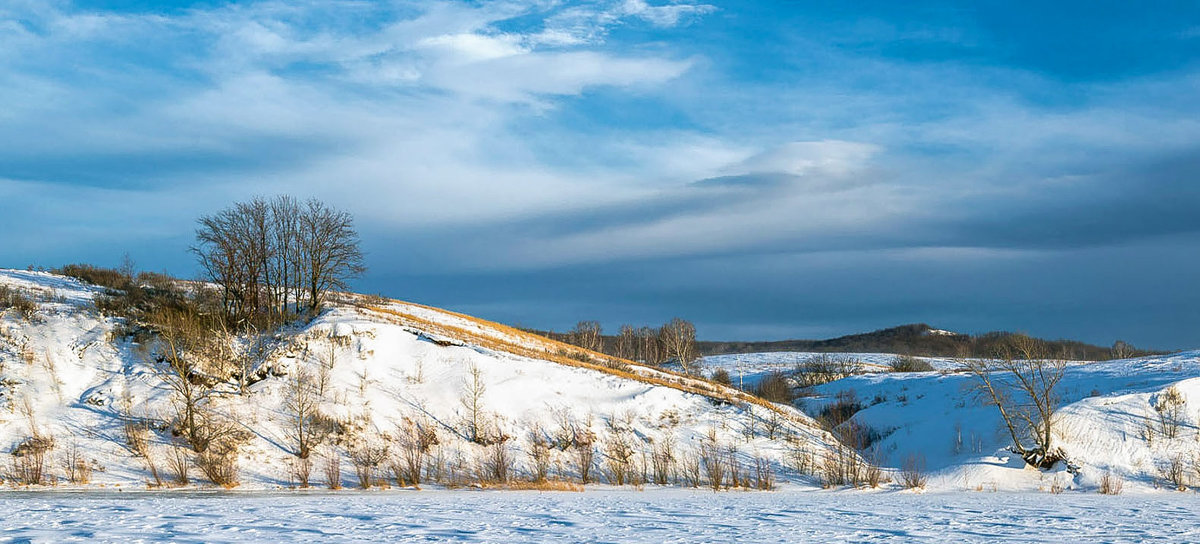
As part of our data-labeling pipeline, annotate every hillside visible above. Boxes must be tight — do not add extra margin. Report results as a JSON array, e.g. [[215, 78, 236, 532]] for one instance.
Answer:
[[0, 269, 835, 490], [697, 323, 1150, 360], [701, 349, 1200, 493]]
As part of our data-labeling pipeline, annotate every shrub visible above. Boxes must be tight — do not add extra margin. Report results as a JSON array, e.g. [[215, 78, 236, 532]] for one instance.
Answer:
[[10, 435, 54, 485], [1099, 471, 1123, 495], [61, 441, 93, 485], [349, 439, 389, 489], [196, 449, 239, 488], [323, 451, 343, 490], [816, 390, 863, 430], [1154, 386, 1188, 440], [604, 433, 636, 486], [752, 454, 774, 490], [889, 355, 934, 373], [167, 445, 191, 486], [900, 453, 927, 489], [794, 354, 861, 388], [755, 371, 795, 404], [1161, 455, 1188, 491], [0, 285, 37, 320], [55, 263, 132, 291], [650, 438, 676, 486], [710, 368, 731, 386]]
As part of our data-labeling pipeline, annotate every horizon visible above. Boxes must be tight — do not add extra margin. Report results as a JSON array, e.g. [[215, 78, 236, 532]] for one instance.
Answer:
[[3, 1, 1199, 349]]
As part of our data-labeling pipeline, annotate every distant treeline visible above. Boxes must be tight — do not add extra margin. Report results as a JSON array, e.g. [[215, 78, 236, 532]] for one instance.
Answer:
[[696, 323, 1162, 361]]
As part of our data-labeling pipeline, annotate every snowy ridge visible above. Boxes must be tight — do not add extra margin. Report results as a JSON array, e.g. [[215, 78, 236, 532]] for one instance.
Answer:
[[0, 269, 834, 489]]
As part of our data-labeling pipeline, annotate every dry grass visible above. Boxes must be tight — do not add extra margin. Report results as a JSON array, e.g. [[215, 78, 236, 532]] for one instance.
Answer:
[[501, 480, 585, 492]]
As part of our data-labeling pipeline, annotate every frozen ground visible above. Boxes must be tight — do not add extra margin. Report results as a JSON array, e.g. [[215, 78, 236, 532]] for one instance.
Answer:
[[0, 489, 1197, 543]]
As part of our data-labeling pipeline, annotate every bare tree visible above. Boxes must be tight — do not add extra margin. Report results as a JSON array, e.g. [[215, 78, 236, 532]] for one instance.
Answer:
[[635, 326, 664, 365], [569, 321, 603, 352], [965, 335, 1066, 468], [659, 318, 698, 373], [148, 309, 220, 452], [283, 366, 322, 459], [615, 325, 636, 360], [1111, 340, 1136, 360], [461, 363, 487, 443], [297, 198, 366, 312], [193, 196, 365, 327]]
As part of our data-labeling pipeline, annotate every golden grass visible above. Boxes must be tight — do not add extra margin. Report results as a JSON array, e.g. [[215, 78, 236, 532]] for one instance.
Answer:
[[345, 296, 820, 432], [501, 480, 585, 492]]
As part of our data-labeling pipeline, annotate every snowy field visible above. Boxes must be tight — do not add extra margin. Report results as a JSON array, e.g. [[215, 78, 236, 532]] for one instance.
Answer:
[[0, 489, 1197, 543]]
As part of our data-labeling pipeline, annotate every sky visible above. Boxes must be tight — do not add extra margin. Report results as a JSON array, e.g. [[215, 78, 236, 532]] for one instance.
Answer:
[[2, 1, 1200, 349]]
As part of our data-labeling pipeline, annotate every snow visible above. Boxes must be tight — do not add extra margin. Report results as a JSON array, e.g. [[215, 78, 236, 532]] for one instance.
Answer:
[[700, 352, 961, 389], [0, 489, 1197, 542], [5, 266, 1200, 504], [0, 269, 833, 490]]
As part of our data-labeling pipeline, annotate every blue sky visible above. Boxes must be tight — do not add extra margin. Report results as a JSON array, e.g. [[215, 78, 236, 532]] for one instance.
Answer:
[[2, 1, 1200, 348]]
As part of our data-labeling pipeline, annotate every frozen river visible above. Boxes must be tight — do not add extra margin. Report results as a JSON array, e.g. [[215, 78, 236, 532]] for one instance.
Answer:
[[0, 488, 1196, 543]]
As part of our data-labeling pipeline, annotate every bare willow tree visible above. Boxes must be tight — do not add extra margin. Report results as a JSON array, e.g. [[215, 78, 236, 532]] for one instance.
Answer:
[[964, 334, 1066, 468], [193, 196, 365, 329], [659, 318, 698, 373]]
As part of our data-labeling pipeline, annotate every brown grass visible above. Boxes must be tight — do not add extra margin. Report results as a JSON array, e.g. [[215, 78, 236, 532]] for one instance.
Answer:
[[497, 480, 585, 492]]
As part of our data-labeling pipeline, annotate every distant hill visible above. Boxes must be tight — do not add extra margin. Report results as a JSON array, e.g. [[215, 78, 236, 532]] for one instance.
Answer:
[[697, 323, 1158, 360]]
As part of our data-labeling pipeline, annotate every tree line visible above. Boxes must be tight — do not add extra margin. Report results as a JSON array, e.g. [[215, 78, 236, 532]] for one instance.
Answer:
[[536, 318, 700, 372]]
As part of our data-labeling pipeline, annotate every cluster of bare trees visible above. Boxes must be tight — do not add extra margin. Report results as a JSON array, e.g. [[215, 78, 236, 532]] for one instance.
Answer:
[[193, 196, 365, 329], [562, 318, 699, 372]]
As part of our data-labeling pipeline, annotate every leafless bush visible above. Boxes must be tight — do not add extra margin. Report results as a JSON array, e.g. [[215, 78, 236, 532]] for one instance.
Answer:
[[480, 439, 512, 484], [167, 444, 191, 486], [10, 435, 54, 485], [700, 430, 725, 491], [60, 441, 92, 485], [726, 445, 745, 488], [1099, 471, 1123, 495], [460, 363, 487, 444], [291, 456, 312, 488], [124, 421, 151, 458], [527, 428, 552, 483], [900, 453, 927, 489], [794, 354, 862, 388], [395, 419, 438, 486], [0, 285, 38, 320], [1161, 455, 1188, 491], [786, 439, 816, 475], [349, 439, 389, 489], [755, 371, 795, 404], [284, 366, 323, 459], [752, 454, 775, 490], [650, 437, 676, 485], [604, 433, 636, 486], [964, 335, 1065, 468], [322, 450, 343, 490], [680, 447, 702, 488], [889, 355, 934, 373], [820, 444, 863, 488], [573, 430, 596, 484], [195, 448, 239, 488], [1155, 386, 1188, 440]]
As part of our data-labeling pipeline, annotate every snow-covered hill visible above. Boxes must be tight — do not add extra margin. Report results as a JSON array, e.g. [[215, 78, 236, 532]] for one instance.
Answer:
[[702, 349, 1200, 493], [0, 269, 834, 489]]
